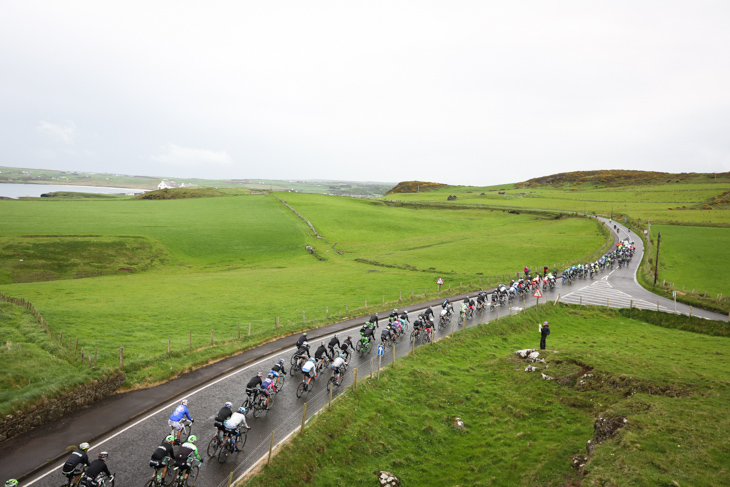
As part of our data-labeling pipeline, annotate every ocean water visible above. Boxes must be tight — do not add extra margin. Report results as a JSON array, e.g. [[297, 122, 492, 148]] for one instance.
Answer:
[[0, 183, 147, 199]]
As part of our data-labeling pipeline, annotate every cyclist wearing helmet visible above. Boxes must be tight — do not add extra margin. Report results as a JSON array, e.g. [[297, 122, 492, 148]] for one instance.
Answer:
[[295, 332, 308, 349], [381, 325, 392, 344], [82, 453, 111, 487], [293, 341, 311, 360], [270, 359, 287, 391], [149, 435, 175, 469], [314, 341, 331, 368], [246, 372, 263, 393], [301, 356, 318, 380], [399, 310, 410, 324], [175, 437, 202, 480], [62, 442, 90, 478], [222, 407, 250, 448], [168, 400, 193, 443], [340, 336, 353, 361], [259, 374, 276, 407], [359, 322, 375, 345], [423, 306, 434, 321], [331, 353, 347, 385], [214, 402, 234, 430], [327, 334, 340, 356]]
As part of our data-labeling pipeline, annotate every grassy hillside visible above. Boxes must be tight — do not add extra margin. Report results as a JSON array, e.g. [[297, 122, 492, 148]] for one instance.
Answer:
[[0, 193, 609, 414], [247, 305, 730, 487]]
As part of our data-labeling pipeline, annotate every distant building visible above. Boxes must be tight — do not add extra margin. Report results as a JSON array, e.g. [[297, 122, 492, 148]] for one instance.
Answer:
[[157, 180, 197, 189]]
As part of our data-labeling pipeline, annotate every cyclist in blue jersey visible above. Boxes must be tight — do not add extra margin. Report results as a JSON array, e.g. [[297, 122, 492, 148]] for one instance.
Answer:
[[168, 399, 193, 444]]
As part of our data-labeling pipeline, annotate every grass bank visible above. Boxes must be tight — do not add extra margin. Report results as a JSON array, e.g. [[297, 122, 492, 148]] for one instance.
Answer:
[[0, 193, 610, 414], [246, 305, 730, 487]]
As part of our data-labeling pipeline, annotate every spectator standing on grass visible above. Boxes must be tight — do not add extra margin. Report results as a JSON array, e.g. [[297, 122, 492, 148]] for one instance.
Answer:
[[539, 321, 550, 350]]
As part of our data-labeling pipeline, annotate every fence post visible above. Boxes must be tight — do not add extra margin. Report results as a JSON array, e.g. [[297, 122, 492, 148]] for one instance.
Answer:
[[346, 303, 348, 312], [554, 294, 560, 305], [353, 368, 358, 391], [268, 429, 275, 465], [580, 296, 582, 306], [248, 323, 252, 336], [607, 298, 610, 309], [630, 299, 633, 308], [383, 295, 385, 304], [238, 323, 241, 339], [211, 330, 214, 345], [329, 385, 333, 410], [227, 472, 233, 487], [326, 307, 329, 318], [189, 330, 192, 349], [400, 292, 402, 301], [378, 355, 381, 380], [120, 347, 124, 369], [657, 302, 659, 311], [168, 339, 171, 354], [59, 332, 63, 345], [365, 300, 367, 308], [689, 306, 692, 317], [300, 403, 307, 434], [74, 338, 78, 355], [392, 348, 396, 367], [370, 357, 373, 379], [94, 348, 97, 368], [80, 348, 84, 361], [302, 311, 305, 323]]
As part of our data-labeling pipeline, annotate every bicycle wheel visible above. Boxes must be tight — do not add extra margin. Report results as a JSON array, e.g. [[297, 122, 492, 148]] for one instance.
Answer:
[[296, 381, 306, 398], [162, 461, 176, 486], [217, 442, 231, 464], [275, 374, 286, 392], [409, 331, 415, 343], [185, 466, 199, 487], [365, 341, 372, 354], [355, 340, 362, 352], [206, 435, 221, 457], [326, 376, 335, 392], [179, 423, 191, 443], [144, 478, 156, 487], [237, 430, 248, 450], [253, 396, 264, 418]]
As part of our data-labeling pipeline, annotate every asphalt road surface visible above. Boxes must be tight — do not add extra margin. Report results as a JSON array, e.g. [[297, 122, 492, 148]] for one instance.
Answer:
[[11, 217, 728, 487]]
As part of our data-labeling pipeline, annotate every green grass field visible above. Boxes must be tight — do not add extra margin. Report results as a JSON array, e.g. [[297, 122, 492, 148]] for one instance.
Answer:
[[650, 225, 730, 299], [0, 192, 608, 414], [247, 306, 730, 487]]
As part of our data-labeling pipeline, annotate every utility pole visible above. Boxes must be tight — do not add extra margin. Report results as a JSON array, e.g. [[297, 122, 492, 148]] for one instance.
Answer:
[[653, 232, 661, 286]]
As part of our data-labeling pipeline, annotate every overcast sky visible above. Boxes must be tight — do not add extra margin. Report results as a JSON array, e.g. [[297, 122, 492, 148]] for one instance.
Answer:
[[2, 1, 729, 186]]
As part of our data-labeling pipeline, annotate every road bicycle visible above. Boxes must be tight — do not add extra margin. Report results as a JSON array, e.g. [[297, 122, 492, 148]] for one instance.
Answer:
[[217, 428, 247, 464], [355, 336, 372, 355], [253, 390, 274, 418], [61, 466, 86, 487], [171, 418, 193, 444], [326, 362, 348, 392], [241, 391, 257, 415], [206, 430, 224, 459], [273, 373, 286, 392], [296, 374, 316, 398], [290, 354, 307, 375], [145, 458, 174, 487]]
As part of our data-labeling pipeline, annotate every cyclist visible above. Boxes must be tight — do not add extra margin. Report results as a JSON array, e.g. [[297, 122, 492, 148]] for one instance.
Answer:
[[295, 332, 308, 348], [391, 318, 403, 337], [389, 309, 399, 321], [369, 313, 379, 328], [168, 399, 193, 444], [423, 306, 434, 322], [424, 316, 433, 341], [380, 325, 392, 344], [82, 452, 111, 487], [302, 356, 318, 381], [359, 322, 375, 346], [399, 310, 410, 324], [214, 402, 233, 432], [259, 374, 276, 409], [62, 442, 90, 480], [149, 435, 175, 477], [270, 359, 287, 391], [314, 341, 331, 371], [340, 335, 353, 361], [330, 353, 347, 386], [412, 316, 423, 337], [293, 341, 311, 361], [327, 334, 340, 357], [174, 436, 203, 481], [223, 407, 250, 449]]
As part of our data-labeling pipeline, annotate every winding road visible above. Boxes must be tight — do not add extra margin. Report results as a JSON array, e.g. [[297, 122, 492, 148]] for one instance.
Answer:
[[3, 217, 726, 486]]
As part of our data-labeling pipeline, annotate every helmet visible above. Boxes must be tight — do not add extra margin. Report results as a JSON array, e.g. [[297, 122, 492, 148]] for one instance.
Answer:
[[181, 399, 188, 406], [188, 435, 197, 443], [166, 435, 175, 443], [307, 357, 315, 363], [333, 334, 337, 338], [224, 401, 232, 408], [238, 407, 246, 414], [79, 442, 90, 450], [257, 372, 263, 378], [339, 353, 345, 359], [347, 335, 351, 339], [267, 373, 274, 378], [393, 309, 398, 313], [278, 359, 285, 365], [544, 321, 548, 325], [303, 332, 307, 336], [6, 480, 18, 487], [98, 452, 109, 460], [402, 310, 408, 315]]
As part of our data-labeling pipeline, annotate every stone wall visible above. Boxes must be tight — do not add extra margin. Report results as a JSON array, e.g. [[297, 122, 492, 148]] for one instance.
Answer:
[[0, 372, 126, 443]]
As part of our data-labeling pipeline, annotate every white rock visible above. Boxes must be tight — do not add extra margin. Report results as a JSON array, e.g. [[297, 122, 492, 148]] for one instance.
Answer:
[[541, 373, 554, 380], [514, 349, 538, 358], [528, 351, 540, 360], [525, 365, 537, 372]]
